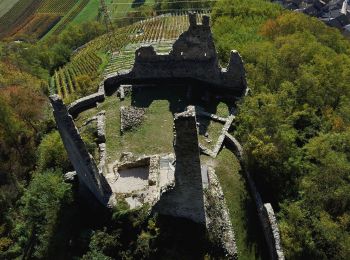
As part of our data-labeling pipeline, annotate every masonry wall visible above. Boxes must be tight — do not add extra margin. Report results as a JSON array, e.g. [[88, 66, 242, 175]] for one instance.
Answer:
[[104, 13, 247, 96], [50, 94, 112, 206]]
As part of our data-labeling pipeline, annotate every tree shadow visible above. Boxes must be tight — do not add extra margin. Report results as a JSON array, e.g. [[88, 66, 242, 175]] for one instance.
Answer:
[[153, 215, 209, 259], [132, 0, 146, 8], [239, 168, 270, 260]]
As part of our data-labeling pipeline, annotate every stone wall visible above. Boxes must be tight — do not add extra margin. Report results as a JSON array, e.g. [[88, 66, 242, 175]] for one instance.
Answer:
[[50, 95, 112, 206], [205, 167, 238, 259], [224, 135, 285, 260], [104, 13, 247, 96], [154, 106, 205, 224], [68, 91, 105, 116]]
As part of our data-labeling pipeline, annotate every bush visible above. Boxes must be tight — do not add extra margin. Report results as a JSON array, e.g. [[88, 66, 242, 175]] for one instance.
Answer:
[[37, 131, 71, 172]]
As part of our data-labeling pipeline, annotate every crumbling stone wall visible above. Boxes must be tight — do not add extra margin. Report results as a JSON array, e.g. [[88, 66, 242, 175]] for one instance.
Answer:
[[104, 13, 247, 96], [154, 106, 205, 224], [50, 95, 112, 206]]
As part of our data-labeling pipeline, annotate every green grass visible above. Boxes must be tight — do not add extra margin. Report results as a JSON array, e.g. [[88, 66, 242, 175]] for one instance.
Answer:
[[216, 102, 230, 117], [198, 120, 224, 150], [211, 149, 269, 260], [0, 0, 21, 18], [108, 0, 155, 19], [98, 94, 174, 163], [70, 0, 99, 24], [74, 106, 98, 128]]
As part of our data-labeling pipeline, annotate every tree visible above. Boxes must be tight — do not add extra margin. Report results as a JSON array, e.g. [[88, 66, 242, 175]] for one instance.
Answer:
[[8, 170, 72, 259]]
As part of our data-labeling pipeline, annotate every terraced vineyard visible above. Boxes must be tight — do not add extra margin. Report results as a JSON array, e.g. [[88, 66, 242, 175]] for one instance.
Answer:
[[103, 41, 174, 76], [52, 12, 209, 101], [0, 0, 41, 39], [50, 0, 90, 35], [50, 52, 102, 101], [0, 0, 82, 40], [14, 13, 61, 39], [38, 0, 79, 14]]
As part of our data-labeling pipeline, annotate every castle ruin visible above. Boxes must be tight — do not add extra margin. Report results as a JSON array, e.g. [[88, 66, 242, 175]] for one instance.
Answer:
[[104, 13, 247, 96], [50, 13, 284, 260]]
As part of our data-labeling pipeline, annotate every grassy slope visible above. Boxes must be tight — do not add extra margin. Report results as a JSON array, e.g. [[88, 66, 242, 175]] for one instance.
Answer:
[[108, 0, 155, 19], [0, 0, 21, 17], [210, 149, 269, 260], [70, 0, 99, 24], [71, 0, 156, 24]]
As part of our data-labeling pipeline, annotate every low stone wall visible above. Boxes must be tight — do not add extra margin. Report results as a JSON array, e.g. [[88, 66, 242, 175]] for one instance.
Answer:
[[199, 113, 235, 158], [68, 91, 105, 116], [196, 107, 227, 124], [97, 111, 106, 143], [263, 203, 285, 260], [224, 135, 285, 260], [205, 167, 238, 259]]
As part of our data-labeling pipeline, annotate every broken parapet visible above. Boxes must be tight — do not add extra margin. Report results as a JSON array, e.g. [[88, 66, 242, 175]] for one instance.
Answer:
[[154, 106, 205, 224], [104, 13, 247, 96], [50, 94, 112, 206], [205, 167, 238, 259], [68, 91, 105, 116]]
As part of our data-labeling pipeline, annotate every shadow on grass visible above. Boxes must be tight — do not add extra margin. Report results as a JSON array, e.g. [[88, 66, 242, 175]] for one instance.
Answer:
[[130, 84, 233, 136], [132, 0, 146, 8], [239, 169, 270, 260]]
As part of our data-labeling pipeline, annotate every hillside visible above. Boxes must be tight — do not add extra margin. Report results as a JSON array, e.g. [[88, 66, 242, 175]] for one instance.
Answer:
[[0, 0, 21, 17], [0, 0, 349, 259], [0, 0, 80, 40]]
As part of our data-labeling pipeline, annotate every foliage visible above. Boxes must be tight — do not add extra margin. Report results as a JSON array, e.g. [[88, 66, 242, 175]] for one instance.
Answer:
[[7, 170, 72, 259], [212, 0, 350, 258], [37, 131, 71, 172], [82, 204, 159, 259]]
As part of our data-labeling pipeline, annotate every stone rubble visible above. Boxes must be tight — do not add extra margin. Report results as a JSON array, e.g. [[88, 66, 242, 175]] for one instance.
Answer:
[[97, 110, 106, 143], [120, 106, 146, 133]]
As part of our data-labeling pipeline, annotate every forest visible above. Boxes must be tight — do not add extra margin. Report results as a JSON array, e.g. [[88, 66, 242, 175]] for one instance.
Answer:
[[0, 0, 349, 259]]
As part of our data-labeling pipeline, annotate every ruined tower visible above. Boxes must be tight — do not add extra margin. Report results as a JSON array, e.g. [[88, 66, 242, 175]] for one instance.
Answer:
[[154, 106, 205, 224]]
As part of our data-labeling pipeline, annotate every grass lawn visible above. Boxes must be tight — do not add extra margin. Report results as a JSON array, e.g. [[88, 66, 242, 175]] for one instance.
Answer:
[[198, 119, 224, 150], [210, 149, 269, 260], [99, 93, 174, 163], [0, 0, 21, 18]]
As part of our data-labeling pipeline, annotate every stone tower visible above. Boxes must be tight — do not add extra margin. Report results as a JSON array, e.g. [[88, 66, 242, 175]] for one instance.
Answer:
[[154, 106, 205, 224]]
